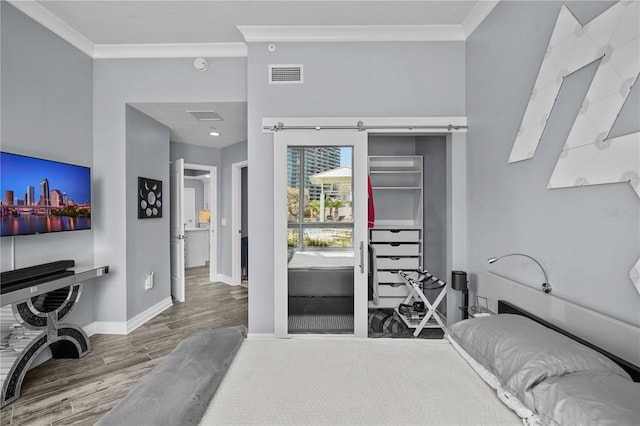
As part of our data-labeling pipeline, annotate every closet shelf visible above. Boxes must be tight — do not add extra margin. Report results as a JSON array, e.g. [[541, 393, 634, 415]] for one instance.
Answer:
[[368, 154, 423, 310]]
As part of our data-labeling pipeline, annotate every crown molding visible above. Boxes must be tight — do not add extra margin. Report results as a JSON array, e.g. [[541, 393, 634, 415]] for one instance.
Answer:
[[238, 25, 466, 42], [10, 0, 499, 58], [8, 0, 95, 57], [93, 43, 248, 59], [462, 0, 500, 38], [8, 0, 247, 59]]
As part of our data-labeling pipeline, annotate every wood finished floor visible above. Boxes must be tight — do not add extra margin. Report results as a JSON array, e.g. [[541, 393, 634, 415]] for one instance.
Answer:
[[0, 266, 248, 426]]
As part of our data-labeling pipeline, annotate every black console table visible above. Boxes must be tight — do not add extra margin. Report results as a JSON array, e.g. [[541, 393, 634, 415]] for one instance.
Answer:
[[0, 264, 108, 407]]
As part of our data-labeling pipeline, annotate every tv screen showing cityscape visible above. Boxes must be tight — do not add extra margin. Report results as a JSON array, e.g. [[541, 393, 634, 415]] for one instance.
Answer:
[[0, 152, 91, 236]]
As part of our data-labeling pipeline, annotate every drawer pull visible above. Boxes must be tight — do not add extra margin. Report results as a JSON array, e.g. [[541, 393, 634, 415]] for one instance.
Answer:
[[390, 257, 400, 260], [390, 230, 400, 233], [390, 242, 400, 247]]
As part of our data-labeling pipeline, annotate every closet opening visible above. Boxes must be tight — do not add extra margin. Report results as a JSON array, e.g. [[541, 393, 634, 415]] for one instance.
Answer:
[[367, 134, 448, 338]]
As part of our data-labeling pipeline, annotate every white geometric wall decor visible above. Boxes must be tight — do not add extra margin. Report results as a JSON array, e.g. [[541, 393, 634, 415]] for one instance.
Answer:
[[632, 259, 640, 295], [510, 1, 640, 294], [510, 1, 639, 193]]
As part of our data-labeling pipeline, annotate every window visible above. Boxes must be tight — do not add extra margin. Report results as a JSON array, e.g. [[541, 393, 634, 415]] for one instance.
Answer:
[[287, 146, 353, 249]]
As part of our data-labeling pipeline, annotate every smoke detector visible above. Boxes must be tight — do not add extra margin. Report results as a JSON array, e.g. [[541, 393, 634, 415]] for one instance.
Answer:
[[193, 57, 208, 71]]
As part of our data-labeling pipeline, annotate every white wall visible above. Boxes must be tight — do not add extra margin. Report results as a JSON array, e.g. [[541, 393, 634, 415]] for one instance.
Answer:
[[466, 1, 640, 325], [247, 41, 466, 333]]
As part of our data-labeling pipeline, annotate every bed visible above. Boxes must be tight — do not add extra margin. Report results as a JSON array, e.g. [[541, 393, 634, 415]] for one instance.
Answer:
[[447, 300, 640, 426], [199, 299, 639, 425], [100, 290, 640, 425]]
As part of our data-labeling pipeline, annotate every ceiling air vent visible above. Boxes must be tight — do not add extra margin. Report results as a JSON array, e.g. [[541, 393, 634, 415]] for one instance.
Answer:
[[269, 64, 303, 84], [188, 110, 223, 121]]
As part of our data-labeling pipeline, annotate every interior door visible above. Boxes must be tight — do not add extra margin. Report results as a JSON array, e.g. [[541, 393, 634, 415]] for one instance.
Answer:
[[183, 187, 196, 229], [170, 158, 185, 302], [274, 131, 368, 337]]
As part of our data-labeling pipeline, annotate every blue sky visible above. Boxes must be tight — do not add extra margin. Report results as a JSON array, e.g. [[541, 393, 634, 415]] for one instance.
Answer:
[[340, 147, 352, 167], [0, 152, 91, 204]]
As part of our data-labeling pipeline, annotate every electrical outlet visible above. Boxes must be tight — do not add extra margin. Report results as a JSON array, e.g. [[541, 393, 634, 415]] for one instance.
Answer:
[[145, 272, 154, 290]]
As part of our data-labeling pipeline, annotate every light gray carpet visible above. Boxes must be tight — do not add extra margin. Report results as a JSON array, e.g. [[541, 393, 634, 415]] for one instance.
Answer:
[[199, 338, 521, 425]]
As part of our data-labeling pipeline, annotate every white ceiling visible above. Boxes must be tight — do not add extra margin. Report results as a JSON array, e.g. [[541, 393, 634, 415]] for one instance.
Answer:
[[13, 1, 497, 149]]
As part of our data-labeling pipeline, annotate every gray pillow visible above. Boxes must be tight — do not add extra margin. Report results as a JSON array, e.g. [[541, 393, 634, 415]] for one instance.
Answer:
[[531, 371, 640, 426], [448, 314, 631, 409]]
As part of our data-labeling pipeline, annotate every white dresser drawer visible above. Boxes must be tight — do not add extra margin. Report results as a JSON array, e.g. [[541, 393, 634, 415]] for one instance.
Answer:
[[369, 296, 406, 309], [372, 243, 419, 256], [378, 284, 409, 297], [371, 229, 420, 243], [377, 270, 405, 284], [376, 257, 419, 270]]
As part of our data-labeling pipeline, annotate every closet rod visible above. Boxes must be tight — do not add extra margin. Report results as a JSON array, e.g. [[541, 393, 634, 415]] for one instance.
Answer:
[[263, 121, 467, 132]]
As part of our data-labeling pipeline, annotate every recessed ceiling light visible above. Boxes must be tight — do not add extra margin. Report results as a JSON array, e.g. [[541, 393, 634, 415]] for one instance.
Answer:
[[209, 131, 221, 137]]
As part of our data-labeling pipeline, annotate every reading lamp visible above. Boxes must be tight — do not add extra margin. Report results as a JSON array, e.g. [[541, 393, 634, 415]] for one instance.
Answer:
[[487, 253, 552, 294]]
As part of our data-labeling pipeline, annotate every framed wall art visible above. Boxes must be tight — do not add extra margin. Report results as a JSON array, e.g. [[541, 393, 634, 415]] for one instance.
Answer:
[[138, 177, 162, 219]]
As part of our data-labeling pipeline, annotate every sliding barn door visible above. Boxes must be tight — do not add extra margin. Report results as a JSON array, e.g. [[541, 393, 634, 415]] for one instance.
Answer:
[[274, 131, 368, 338]]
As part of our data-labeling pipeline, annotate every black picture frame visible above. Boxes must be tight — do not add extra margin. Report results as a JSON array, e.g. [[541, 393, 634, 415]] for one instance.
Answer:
[[138, 177, 163, 219]]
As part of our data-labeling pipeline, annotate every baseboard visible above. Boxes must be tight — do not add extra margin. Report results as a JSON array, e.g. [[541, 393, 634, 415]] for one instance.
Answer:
[[126, 297, 173, 334], [247, 333, 276, 339], [85, 321, 127, 336], [84, 297, 173, 336], [215, 274, 236, 286]]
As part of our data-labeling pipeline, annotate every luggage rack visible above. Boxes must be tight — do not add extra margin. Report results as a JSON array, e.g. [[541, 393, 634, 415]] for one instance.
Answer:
[[394, 270, 447, 336]]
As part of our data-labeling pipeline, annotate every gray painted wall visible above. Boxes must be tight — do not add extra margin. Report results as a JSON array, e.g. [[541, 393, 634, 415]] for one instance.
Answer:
[[1, 3, 95, 327], [219, 141, 248, 278], [241, 167, 248, 239], [416, 136, 447, 309], [94, 57, 246, 322], [125, 106, 171, 317], [170, 142, 221, 167], [247, 41, 465, 333], [467, 1, 640, 325]]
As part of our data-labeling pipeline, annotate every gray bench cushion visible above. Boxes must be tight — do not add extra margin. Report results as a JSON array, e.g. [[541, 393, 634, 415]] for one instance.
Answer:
[[97, 326, 245, 426]]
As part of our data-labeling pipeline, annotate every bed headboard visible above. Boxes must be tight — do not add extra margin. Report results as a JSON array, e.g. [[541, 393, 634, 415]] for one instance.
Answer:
[[498, 300, 640, 382], [474, 271, 640, 369]]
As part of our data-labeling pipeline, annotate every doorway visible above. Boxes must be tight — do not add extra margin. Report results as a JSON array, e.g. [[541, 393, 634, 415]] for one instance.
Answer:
[[232, 160, 249, 287], [170, 159, 218, 302]]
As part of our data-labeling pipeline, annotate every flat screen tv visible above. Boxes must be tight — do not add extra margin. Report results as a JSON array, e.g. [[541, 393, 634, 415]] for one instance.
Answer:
[[0, 152, 91, 236]]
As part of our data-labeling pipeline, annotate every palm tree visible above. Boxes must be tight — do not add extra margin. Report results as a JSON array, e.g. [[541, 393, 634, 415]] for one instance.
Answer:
[[325, 198, 341, 220], [309, 200, 320, 218]]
